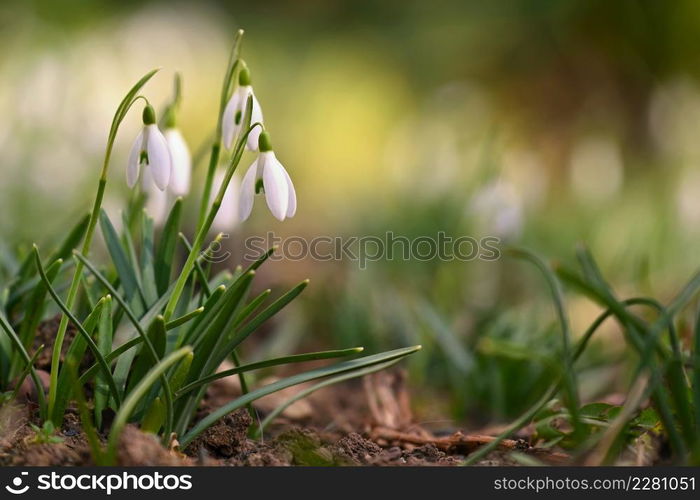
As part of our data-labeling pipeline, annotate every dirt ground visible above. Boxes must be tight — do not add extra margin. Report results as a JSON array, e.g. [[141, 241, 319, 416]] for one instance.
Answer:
[[0, 364, 573, 466]]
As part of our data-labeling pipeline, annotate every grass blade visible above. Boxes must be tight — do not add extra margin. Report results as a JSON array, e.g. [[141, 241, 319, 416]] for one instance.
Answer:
[[139, 211, 159, 306], [9, 345, 45, 402], [0, 311, 47, 417], [508, 248, 581, 434], [74, 250, 176, 440], [176, 347, 365, 398], [256, 358, 401, 436], [154, 198, 182, 295], [105, 347, 192, 464], [94, 295, 114, 428], [11, 258, 63, 378], [165, 307, 204, 330], [34, 248, 122, 421], [99, 210, 144, 308], [180, 345, 421, 447]]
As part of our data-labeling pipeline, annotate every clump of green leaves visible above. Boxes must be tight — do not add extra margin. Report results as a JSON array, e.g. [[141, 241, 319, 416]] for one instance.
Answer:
[[464, 246, 700, 465], [0, 30, 419, 465]]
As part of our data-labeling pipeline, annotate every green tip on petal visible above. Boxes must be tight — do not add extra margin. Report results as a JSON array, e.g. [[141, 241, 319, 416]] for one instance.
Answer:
[[142, 104, 157, 125], [238, 66, 251, 86], [258, 131, 273, 152]]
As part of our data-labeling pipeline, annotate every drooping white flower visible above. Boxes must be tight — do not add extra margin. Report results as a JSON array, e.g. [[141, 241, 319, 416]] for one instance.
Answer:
[[164, 128, 191, 196], [239, 131, 296, 221], [211, 169, 240, 232], [221, 66, 263, 151], [142, 166, 170, 225], [127, 105, 171, 190]]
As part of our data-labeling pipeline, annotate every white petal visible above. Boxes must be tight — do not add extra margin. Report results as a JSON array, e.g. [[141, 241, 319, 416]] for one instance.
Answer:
[[262, 152, 289, 221], [221, 91, 240, 150], [212, 170, 239, 231], [145, 124, 171, 191], [146, 180, 170, 226], [246, 92, 264, 151], [141, 163, 154, 190], [165, 128, 191, 196], [238, 160, 258, 221], [127, 130, 144, 188], [281, 165, 297, 218]]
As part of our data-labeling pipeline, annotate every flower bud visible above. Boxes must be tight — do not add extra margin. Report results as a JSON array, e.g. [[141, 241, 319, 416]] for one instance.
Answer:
[[258, 131, 272, 152], [142, 104, 157, 125]]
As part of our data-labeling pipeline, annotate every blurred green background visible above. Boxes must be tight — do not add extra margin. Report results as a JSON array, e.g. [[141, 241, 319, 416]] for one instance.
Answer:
[[2, 0, 700, 429]]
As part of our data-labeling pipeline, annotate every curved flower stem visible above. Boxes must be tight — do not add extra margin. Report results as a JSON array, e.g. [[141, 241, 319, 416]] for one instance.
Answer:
[[163, 118, 262, 321], [197, 29, 244, 229], [47, 70, 159, 424]]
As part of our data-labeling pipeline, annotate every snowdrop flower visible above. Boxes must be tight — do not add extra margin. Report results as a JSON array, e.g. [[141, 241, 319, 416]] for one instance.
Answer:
[[142, 167, 170, 225], [211, 169, 240, 232], [127, 105, 171, 190], [239, 131, 296, 221], [222, 66, 263, 151], [163, 127, 191, 196]]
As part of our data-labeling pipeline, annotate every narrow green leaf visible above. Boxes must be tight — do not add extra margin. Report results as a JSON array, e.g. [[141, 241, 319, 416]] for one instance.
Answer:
[[177, 284, 226, 348], [127, 315, 167, 395], [94, 295, 114, 428], [181, 346, 421, 447], [256, 358, 400, 435], [106, 347, 191, 464], [10, 344, 45, 401], [11, 258, 63, 377], [217, 280, 309, 361], [178, 232, 211, 298], [176, 347, 364, 398], [34, 249, 122, 422], [70, 364, 106, 465], [154, 198, 182, 295], [53, 296, 107, 420], [99, 210, 143, 307], [141, 397, 166, 434], [165, 307, 204, 330], [188, 272, 255, 378], [232, 288, 271, 327], [139, 211, 158, 306], [509, 248, 581, 435], [0, 311, 46, 417], [169, 351, 193, 393]]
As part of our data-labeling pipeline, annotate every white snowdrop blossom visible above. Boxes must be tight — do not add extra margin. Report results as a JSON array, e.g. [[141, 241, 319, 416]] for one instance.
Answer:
[[239, 131, 296, 221], [142, 167, 170, 225], [127, 105, 171, 191], [222, 66, 263, 151], [164, 128, 191, 196]]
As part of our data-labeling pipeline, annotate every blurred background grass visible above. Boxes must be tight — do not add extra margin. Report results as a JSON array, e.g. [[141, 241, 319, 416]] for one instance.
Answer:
[[2, 0, 700, 429]]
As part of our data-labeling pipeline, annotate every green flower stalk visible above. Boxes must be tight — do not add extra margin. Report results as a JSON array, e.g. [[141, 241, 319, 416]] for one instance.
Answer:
[[47, 69, 159, 424], [197, 29, 244, 229]]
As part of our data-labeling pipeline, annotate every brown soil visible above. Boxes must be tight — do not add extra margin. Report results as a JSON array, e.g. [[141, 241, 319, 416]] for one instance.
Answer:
[[32, 315, 81, 370], [0, 319, 572, 467]]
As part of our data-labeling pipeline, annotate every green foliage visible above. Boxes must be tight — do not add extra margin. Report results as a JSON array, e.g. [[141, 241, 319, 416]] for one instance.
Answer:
[[0, 31, 419, 466], [29, 421, 64, 445], [465, 245, 700, 465]]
